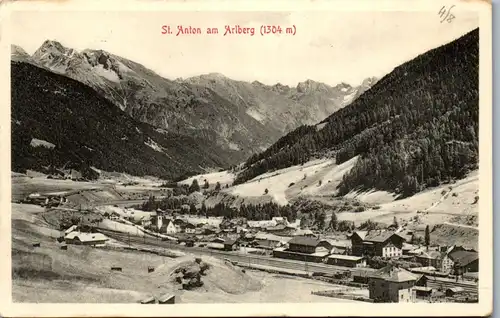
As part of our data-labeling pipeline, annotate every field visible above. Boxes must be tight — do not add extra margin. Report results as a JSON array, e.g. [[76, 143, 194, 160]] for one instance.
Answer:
[[11, 173, 102, 201], [226, 158, 356, 205], [11, 203, 358, 303], [339, 171, 479, 224], [179, 171, 235, 188]]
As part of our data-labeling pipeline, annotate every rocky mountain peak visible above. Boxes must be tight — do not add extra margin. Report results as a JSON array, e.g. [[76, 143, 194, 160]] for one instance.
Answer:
[[296, 79, 330, 94], [11, 45, 32, 63], [271, 82, 291, 94], [334, 82, 352, 91], [361, 76, 378, 87], [33, 40, 69, 57]]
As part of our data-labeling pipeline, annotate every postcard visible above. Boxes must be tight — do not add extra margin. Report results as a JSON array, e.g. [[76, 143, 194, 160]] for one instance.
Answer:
[[0, 0, 493, 316]]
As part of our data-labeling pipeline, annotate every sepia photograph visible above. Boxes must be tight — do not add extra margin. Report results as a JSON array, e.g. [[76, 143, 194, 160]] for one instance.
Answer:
[[0, 0, 493, 316]]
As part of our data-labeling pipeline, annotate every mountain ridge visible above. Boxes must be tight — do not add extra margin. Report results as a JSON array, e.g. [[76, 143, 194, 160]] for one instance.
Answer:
[[15, 40, 376, 164]]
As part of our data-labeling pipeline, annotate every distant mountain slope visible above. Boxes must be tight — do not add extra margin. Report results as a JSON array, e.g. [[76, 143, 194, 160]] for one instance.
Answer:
[[11, 61, 234, 179], [25, 41, 375, 162], [235, 28, 479, 198], [183, 74, 377, 133], [11, 45, 37, 64], [29, 41, 273, 162]]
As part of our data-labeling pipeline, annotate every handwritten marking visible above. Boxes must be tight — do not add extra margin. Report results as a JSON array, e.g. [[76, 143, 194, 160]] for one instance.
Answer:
[[438, 5, 456, 23]]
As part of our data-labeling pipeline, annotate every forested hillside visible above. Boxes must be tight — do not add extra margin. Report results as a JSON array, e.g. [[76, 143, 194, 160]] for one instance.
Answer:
[[235, 28, 479, 198], [11, 61, 234, 179]]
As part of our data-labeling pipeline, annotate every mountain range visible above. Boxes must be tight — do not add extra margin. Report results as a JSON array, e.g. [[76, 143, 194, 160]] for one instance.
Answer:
[[17, 40, 376, 164]]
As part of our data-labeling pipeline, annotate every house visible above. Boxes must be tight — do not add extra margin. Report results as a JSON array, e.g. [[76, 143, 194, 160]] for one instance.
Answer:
[[445, 287, 465, 297], [368, 265, 420, 303], [292, 229, 316, 237], [402, 243, 418, 255], [327, 255, 366, 268], [255, 233, 291, 245], [211, 237, 225, 244], [65, 232, 108, 246], [173, 218, 185, 226], [69, 169, 83, 181], [110, 212, 120, 221], [272, 237, 333, 262], [140, 216, 152, 228], [413, 286, 434, 299], [287, 236, 332, 254], [184, 223, 196, 234], [415, 250, 443, 268], [159, 219, 177, 235], [202, 226, 218, 235], [223, 238, 239, 251], [438, 245, 478, 274], [352, 269, 375, 284], [448, 249, 479, 274], [351, 230, 406, 258]]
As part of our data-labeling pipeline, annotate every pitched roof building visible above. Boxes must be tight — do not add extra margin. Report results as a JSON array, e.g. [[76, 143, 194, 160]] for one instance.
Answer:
[[351, 230, 406, 258], [448, 249, 479, 274], [368, 265, 421, 303], [287, 236, 332, 254]]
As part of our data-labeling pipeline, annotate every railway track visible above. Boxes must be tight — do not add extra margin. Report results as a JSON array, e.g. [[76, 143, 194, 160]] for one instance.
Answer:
[[100, 229, 479, 296], [426, 278, 478, 295], [100, 229, 374, 276]]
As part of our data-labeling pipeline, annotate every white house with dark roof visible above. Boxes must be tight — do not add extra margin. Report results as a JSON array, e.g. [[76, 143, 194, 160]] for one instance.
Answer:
[[368, 264, 423, 302]]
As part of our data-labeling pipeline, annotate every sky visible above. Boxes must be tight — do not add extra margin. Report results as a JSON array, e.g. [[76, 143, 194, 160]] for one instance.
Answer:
[[9, 6, 479, 87]]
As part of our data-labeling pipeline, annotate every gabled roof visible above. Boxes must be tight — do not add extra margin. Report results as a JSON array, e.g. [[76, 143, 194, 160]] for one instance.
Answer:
[[223, 238, 238, 245], [370, 265, 419, 282], [64, 224, 78, 234], [161, 218, 174, 226], [77, 233, 108, 242], [446, 287, 465, 293], [254, 232, 292, 243], [266, 224, 287, 231], [65, 231, 108, 242], [417, 250, 442, 259], [448, 250, 479, 266], [288, 236, 320, 247], [352, 231, 368, 240], [364, 230, 405, 243]]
